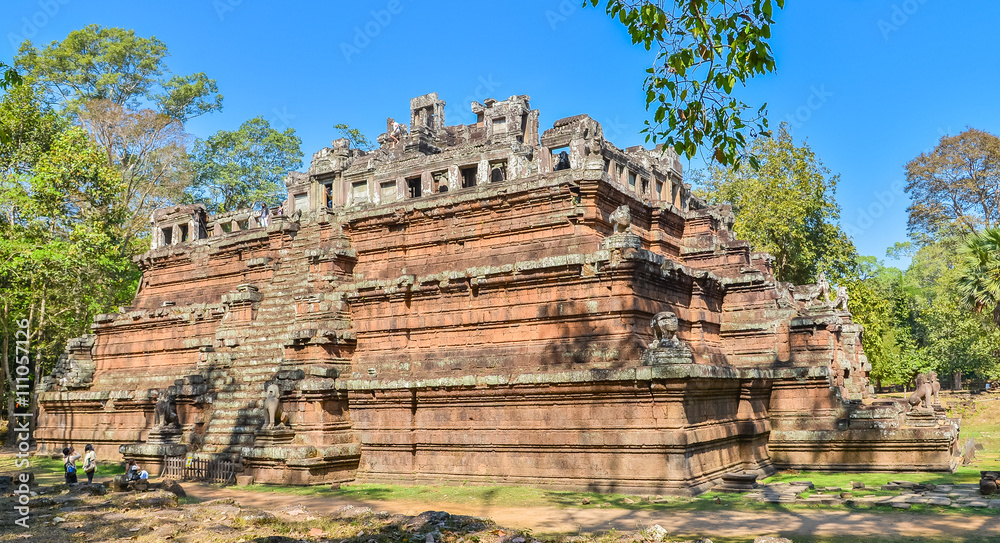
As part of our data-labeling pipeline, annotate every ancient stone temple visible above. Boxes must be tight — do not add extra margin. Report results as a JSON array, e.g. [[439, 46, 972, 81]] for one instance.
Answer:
[[36, 92, 960, 494]]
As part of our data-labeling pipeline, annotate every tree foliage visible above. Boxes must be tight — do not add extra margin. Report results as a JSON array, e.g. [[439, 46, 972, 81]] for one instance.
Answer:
[[188, 117, 303, 212], [852, 234, 1000, 389], [696, 123, 857, 284], [905, 128, 1000, 238], [590, 0, 784, 168], [78, 99, 191, 250], [958, 227, 1000, 325], [0, 96, 136, 428], [0, 61, 22, 144], [15, 25, 222, 121], [333, 123, 374, 152]]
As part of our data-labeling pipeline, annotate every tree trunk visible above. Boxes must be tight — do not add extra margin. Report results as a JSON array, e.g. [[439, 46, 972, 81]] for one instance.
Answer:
[[953, 371, 962, 391], [1, 301, 15, 445]]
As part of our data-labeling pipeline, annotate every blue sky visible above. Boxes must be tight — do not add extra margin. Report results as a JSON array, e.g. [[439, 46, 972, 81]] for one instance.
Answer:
[[6, 0, 998, 268]]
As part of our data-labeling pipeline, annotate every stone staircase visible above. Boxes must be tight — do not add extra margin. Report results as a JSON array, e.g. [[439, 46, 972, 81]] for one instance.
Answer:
[[199, 221, 349, 455]]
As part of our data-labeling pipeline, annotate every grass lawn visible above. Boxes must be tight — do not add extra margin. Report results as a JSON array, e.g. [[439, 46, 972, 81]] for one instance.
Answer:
[[0, 451, 126, 485]]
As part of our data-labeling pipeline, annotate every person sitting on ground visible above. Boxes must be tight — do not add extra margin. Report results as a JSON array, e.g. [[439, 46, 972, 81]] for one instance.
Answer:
[[63, 446, 80, 484], [83, 444, 97, 483], [125, 459, 141, 482]]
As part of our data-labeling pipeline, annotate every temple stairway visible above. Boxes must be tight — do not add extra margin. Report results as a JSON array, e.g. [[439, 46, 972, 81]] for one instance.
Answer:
[[198, 221, 352, 455]]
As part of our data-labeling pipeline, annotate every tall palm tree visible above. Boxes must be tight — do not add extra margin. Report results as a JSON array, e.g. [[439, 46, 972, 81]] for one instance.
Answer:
[[958, 228, 1000, 325]]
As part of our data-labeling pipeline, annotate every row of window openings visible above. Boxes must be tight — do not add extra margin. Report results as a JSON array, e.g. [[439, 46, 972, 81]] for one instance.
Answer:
[[161, 217, 256, 243], [603, 161, 670, 199], [340, 163, 508, 205]]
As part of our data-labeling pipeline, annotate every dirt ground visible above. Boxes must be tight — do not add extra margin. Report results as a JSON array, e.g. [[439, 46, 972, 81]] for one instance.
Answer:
[[2, 478, 997, 543], [183, 482, 998, 539]]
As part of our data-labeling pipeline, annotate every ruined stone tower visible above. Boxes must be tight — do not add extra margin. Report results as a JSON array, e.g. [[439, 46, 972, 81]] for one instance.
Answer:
[[36, 93, 959, 494]]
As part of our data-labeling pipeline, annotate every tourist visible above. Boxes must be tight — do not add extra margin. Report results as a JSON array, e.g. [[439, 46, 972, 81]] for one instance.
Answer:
[[125, 459, 140, 482], [82, 444, 97, 483], [63, 446, 80, 484], [258, 202, 269, 227]]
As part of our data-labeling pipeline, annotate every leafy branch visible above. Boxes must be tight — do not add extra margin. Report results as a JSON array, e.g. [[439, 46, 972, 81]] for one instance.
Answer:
[[590, 0, 784, 169]]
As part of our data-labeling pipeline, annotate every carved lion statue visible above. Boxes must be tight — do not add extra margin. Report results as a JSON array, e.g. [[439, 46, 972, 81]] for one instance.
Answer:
[[610, 205, 631, 235], [153, 389, 179, 428], [815, 271, 832, 304], [907, 374, 934, 411], [927, 371, 941, 406], [649, 311, 681, 349], [832, 285, 849, 311], [263, 384, 288, 427]]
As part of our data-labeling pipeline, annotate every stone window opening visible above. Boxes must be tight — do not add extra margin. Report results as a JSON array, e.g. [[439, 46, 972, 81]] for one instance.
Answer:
[[489, 161, 507, 183], [603, 159, 611, 174], [615, 163, 625, 184], [237, 219, 249, 230], [640, 177, 649, 196], [407, 176, 422, 198], [161, 227, 172, 245], [221, 222, 233, 234], [293, 192, 308, 213], [492, 117, 506, 134], [415, 107, 435, 129], [551, 147, 570, 171], [476, 112, 485, 126], [353, 180, 370, 203], [324, 182, 334, 208], [656, 178, 664, 200], [178, 223, 189, 242], [461, 166, 477, 189], [380, 181, 397, 203], [628, 171, 637, 191], [432, 171, 448, 193]]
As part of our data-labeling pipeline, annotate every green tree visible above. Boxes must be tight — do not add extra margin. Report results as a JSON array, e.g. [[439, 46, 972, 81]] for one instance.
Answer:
[[957, 227, 1000, 325], [905, 128, 1000, 238], [589, 0, 784, 168], [78, 99, 192, 251], [696, 123, 857, 284], [333, 123, 374, 151], [0, 60, 22, 144], [15, 25, 222, 121], [0, 116, 136, 436], [843, 256, 929, 388], [898, 236, 1000, 386], [12, 26, 218, 249], [188, 117, 303, 212]]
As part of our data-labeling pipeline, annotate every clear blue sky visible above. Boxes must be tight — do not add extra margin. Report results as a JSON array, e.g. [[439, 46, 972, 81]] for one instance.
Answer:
[[6, 0, 999, 268]]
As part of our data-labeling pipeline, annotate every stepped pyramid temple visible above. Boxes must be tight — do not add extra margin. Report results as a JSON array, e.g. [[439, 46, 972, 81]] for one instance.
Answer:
[[37, 93, 960, 494]]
